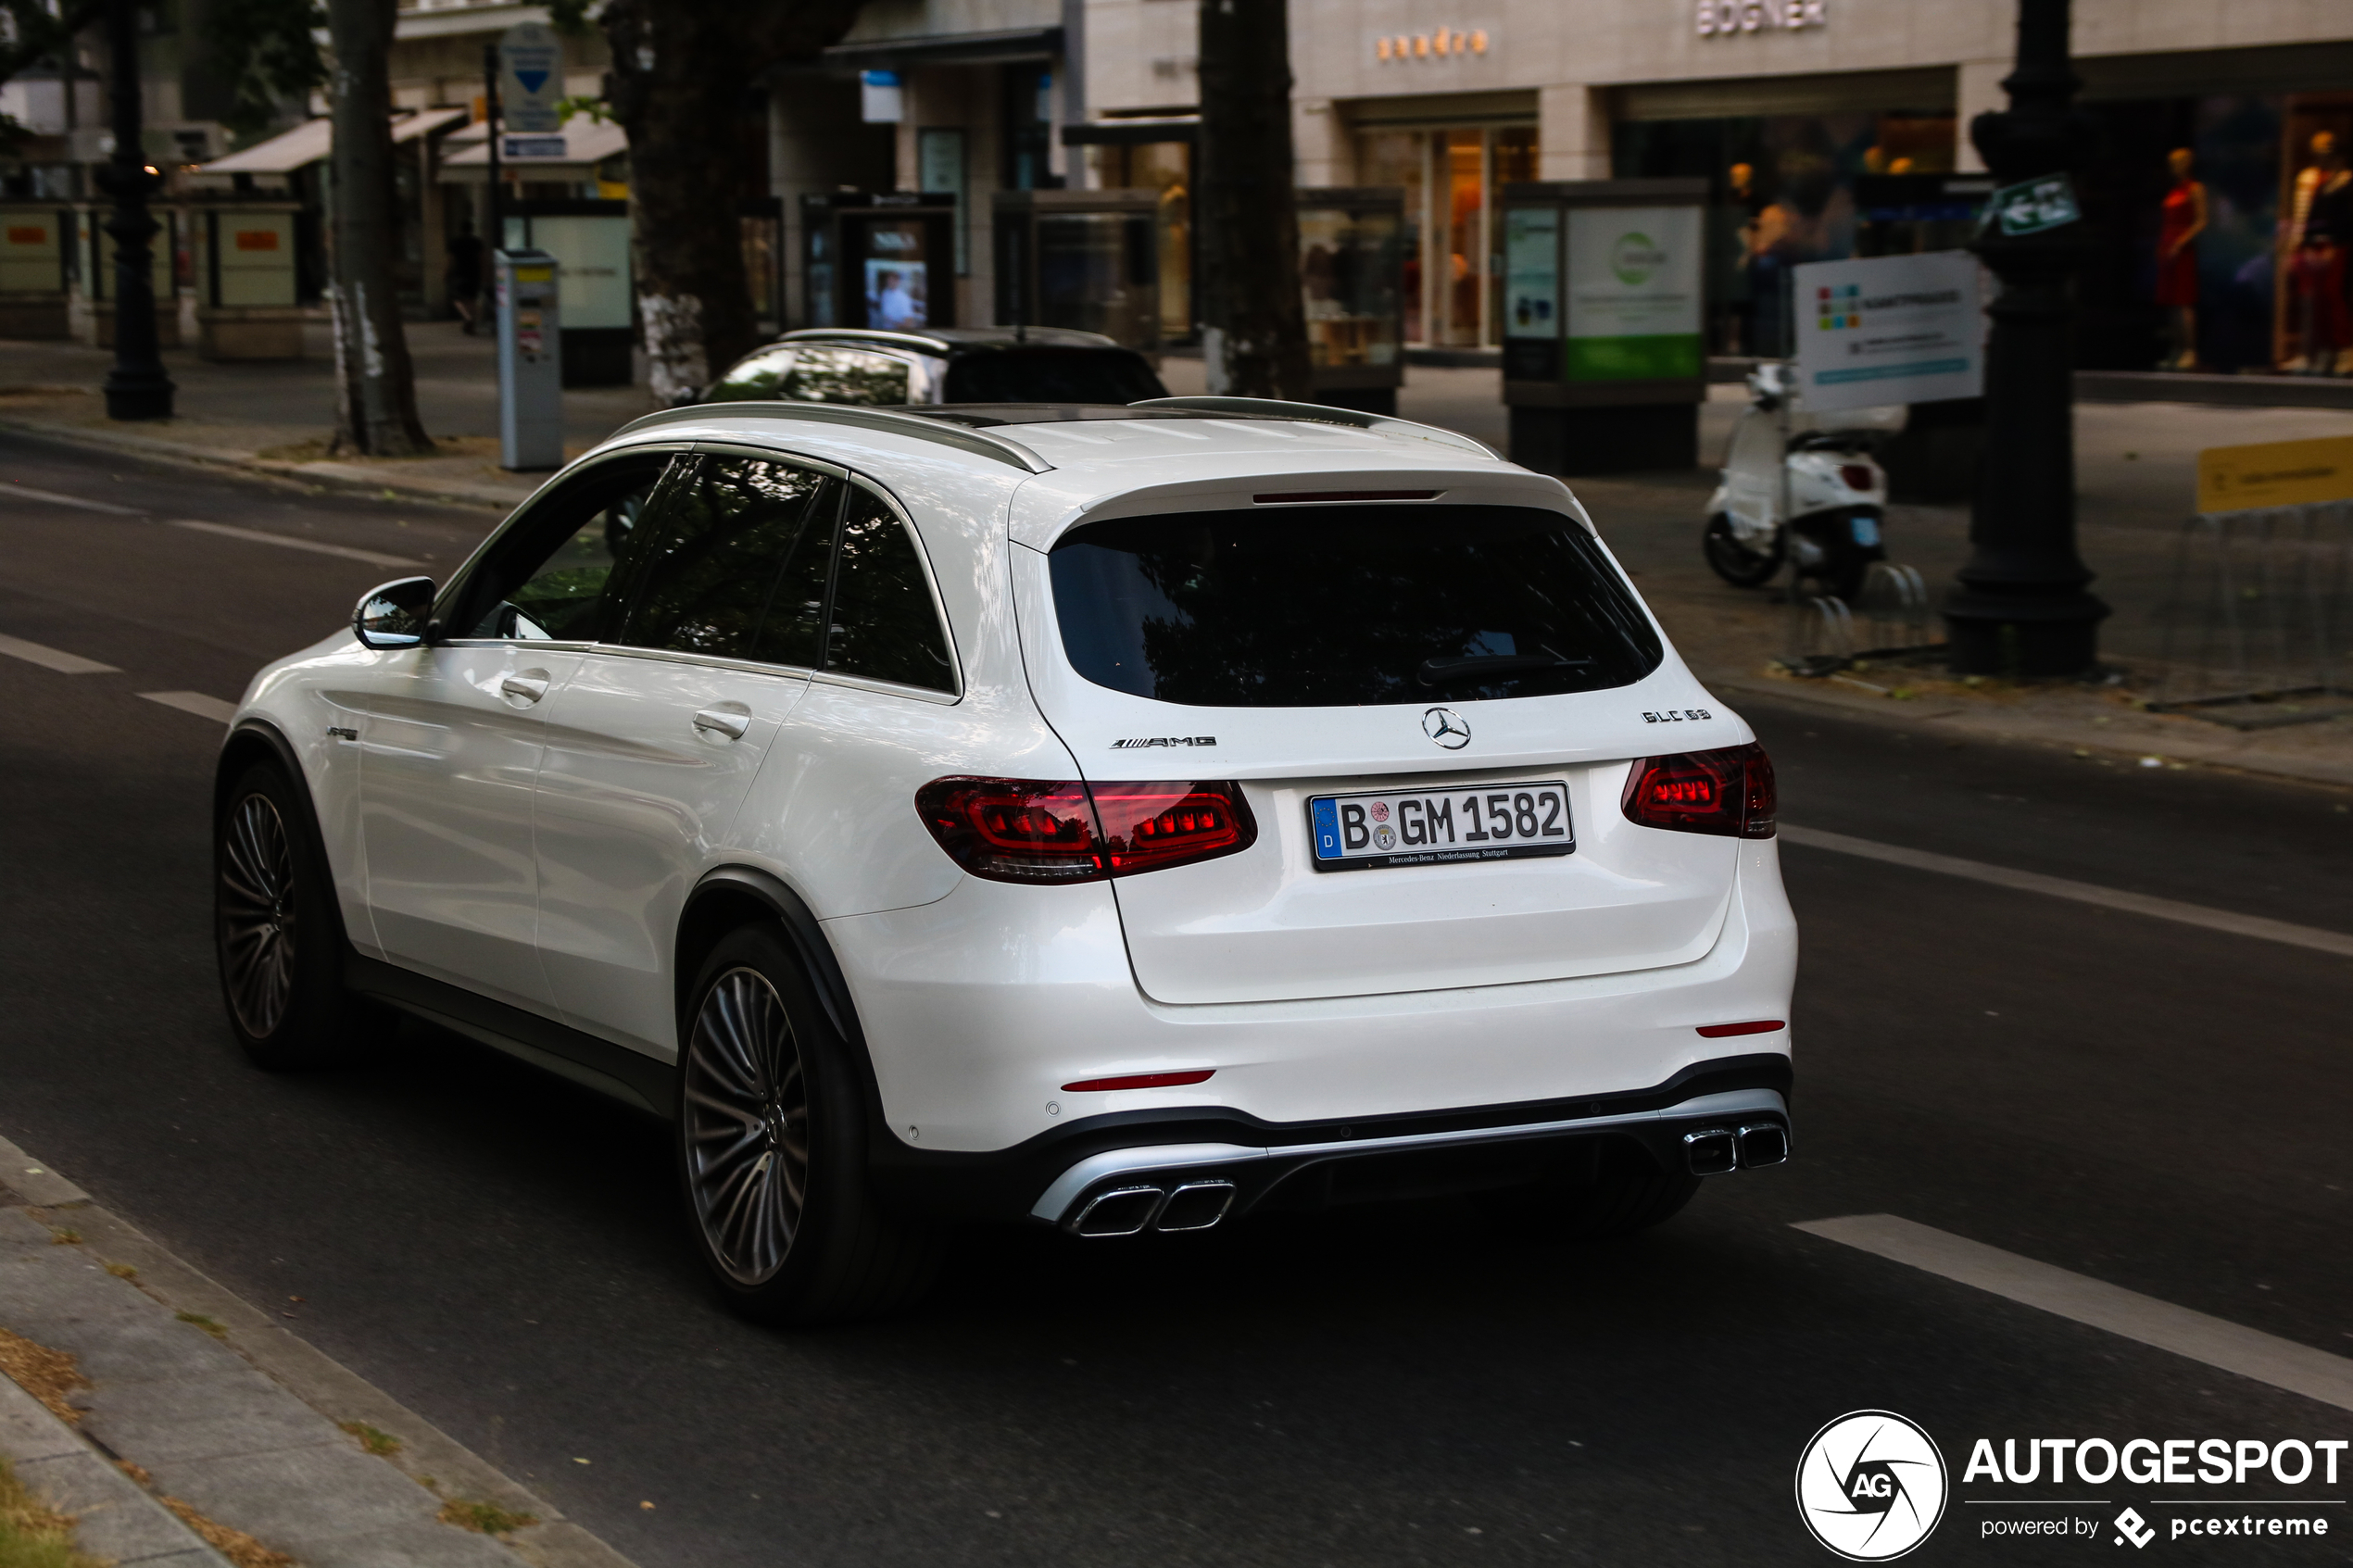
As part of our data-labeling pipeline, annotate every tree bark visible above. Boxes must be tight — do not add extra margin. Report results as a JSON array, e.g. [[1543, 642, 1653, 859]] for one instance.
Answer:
[[594, 0, 864, 406], [1195, 0, 1310, 399], [322, 0, 430, 455]]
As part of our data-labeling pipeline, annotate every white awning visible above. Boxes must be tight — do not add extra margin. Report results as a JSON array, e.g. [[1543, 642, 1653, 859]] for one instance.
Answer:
[[439, 117, 628, 179], [394, 107, 469, 144], [201, 109, 470, 173], [202, 118, 332, 174]]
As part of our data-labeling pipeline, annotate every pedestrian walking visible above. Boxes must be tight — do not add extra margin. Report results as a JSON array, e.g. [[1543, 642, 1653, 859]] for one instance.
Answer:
[[447, 223, 486, 335]]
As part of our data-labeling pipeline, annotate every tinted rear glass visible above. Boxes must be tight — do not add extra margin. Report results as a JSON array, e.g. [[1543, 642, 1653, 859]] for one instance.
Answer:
[[1048, 505, 1662, 708], [943, 348, 1166, 405]]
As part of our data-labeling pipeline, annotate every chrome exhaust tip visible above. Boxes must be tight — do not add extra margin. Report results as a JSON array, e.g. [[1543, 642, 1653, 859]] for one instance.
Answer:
[[1736, 1122, 1789, 1168], [1154, 1181, 1236, 1233], [1070, 1185, 1164, 1237], [1683, 1127, 1738, 1176]]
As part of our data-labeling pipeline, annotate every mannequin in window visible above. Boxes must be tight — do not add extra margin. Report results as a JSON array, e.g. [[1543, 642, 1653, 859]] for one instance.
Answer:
[[2155, 147, 2208, 370], [2286, 132, 2352, 375]]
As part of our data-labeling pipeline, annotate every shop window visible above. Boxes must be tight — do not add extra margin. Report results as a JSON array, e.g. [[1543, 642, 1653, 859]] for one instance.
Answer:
[[1355, 132, 1425, 344], [1103, 141, 1193, 341]]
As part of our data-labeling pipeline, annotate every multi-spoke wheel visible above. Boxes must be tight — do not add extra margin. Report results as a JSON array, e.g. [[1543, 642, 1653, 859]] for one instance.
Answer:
[[682, 967, 810, 1286], [214, 761, 365, 1069], [219, 791, 297, 1039], [676, 927, 939, 1323]]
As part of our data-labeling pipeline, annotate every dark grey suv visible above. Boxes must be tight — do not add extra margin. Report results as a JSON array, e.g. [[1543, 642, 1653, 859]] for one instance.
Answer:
[[701, 326, 1168, 408]]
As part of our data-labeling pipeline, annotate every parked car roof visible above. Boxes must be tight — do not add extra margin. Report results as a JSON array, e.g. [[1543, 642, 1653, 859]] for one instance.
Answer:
[[771, 326, 1127, 356]]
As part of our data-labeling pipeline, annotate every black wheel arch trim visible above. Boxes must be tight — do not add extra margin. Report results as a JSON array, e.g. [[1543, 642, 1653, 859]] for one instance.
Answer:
[[216, 718, 357, 958]]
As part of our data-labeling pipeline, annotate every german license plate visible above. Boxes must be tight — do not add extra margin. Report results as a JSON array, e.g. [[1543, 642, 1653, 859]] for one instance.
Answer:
[[1308, 781, 1574, 872]]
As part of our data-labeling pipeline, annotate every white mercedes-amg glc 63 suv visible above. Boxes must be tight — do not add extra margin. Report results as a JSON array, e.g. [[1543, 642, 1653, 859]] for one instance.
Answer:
[[213, 395, 1795, 1323]]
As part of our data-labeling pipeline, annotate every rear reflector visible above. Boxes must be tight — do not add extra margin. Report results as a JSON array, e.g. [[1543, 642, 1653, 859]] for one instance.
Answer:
[[1839, 463, 1877, 492], [1621, 742, 1777, 839], [1061, 1069, 1216, 1092], [1252, 490, 1441, 504], [916, 779, 1258, 884], [1695, 1020, 1786, 1038]]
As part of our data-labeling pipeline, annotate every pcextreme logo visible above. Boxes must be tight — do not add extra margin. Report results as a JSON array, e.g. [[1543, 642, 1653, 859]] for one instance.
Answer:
[[1796, 1411, 1949, 1561]]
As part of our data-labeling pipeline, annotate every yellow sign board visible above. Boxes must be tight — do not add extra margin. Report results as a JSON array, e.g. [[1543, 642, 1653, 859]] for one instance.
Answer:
[[2197, 433, 2353, 514]]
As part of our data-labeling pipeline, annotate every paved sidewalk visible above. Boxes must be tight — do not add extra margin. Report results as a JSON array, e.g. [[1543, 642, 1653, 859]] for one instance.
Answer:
[[0, 1135, 633, 1568]]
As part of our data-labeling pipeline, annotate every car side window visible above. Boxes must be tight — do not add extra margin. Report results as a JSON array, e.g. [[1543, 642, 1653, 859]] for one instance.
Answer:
[[702, 346, 795, 403], [824, 487, 955, 693], [781, 346, 910, 406], [460, 455, 676, 641], [617, 457, 835, 663]]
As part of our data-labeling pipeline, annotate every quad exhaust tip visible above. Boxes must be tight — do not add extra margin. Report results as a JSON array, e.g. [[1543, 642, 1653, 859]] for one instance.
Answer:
[[1683, 1122, 1790, 1175], [1068, 1180, 1238, 1237]]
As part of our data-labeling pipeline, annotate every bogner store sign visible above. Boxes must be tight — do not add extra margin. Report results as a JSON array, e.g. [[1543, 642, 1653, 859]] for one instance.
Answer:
[[1697, 0, 1828, 35]]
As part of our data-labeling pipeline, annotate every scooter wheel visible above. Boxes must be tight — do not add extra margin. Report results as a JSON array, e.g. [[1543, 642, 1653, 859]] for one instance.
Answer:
[[1702, 513, 1784, 588]]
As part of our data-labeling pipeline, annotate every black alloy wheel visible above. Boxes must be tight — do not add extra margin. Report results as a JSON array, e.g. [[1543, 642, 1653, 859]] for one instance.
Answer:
[[218, 790, 297, 1039], [213, 761, 368, 1069], [682, 965, 811, 1286], [675, 926, 939, 1323]]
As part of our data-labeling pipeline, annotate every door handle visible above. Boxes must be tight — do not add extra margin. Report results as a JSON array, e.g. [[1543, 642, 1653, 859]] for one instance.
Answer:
[[500, 671, 550, 705], [692, 706, 752, 741]]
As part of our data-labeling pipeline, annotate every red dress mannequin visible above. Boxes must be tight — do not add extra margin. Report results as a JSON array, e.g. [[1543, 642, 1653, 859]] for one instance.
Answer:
[[2155, 148, 2206, 370]]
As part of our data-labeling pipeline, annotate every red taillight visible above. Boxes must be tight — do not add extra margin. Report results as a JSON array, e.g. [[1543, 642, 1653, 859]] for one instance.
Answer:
[[915, 778, 1257, 884], [1839, 462, 1877, 493], [1620, 743, 1777, 839], [1695, 1020, 1786, 1037], [1061, 1069, 1215, 1092]]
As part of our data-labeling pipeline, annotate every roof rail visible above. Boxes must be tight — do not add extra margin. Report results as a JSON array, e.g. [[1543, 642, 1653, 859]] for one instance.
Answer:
[[1126, 395, 1501, 460], [608, 402, 1055, 474]]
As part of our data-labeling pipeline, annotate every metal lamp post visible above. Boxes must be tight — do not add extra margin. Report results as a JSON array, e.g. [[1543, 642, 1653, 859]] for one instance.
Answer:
[[1944, 0, 2106, 675], [98, 0, 173, 420]]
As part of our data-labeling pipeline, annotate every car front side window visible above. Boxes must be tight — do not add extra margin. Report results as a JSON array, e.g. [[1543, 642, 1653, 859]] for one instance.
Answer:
[[616, 457, 837, 664], [459, 455, 677, 642], [779, 346, 912, 406]]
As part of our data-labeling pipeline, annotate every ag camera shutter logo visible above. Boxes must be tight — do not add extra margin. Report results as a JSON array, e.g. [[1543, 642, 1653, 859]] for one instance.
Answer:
[[1795, 1411, 1948, 1560]]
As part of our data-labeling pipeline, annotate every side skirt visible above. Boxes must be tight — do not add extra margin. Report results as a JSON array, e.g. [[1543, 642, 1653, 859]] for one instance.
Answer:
[[344, 952, 678, 1118]]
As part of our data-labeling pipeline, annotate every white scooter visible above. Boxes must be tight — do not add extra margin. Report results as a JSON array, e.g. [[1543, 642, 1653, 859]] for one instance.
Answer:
[[1703, 362, 1905, 603]]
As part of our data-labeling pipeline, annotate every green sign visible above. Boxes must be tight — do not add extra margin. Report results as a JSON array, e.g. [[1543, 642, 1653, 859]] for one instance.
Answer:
[[1565, 205, 1702, 383], [1985, 174, 2081, 237]]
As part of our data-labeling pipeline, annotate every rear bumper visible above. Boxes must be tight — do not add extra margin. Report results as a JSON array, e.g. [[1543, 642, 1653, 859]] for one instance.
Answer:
[[869, 1051, 1792, 1227]]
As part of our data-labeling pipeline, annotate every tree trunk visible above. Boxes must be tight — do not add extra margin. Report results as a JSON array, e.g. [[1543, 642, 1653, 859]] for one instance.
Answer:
[[1195, 0, 1310, 399], [322, 0, 431, 455], [597, 0, 864, 407]]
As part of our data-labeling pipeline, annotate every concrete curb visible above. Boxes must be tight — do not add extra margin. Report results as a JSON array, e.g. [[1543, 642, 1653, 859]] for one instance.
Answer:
[[0, 1135, 635, 1568], [0, 1373, 233, 1567], [1714, 675, 2353, 793], [0, 416, 531, 514]]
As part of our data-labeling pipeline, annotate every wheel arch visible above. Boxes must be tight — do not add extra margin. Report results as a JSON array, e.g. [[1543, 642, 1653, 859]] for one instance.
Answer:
[[676, 868, 891, 1138], [215, 718, 356, 955]]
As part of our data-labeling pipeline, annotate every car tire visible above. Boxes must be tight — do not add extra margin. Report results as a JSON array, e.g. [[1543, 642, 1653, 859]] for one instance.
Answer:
[[677, 925, 939, 1325], [214, 761, 369, 1071], [1703, 512, 1784, 588]]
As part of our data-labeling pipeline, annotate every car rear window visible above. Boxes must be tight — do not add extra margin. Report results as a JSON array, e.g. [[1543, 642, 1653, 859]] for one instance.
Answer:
[[943, 348, 1166, 405], [1047, 505, 1662, 707]]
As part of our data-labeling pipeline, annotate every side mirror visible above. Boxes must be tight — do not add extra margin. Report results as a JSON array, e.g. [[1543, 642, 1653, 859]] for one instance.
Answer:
[[354, 576, 438, 649]]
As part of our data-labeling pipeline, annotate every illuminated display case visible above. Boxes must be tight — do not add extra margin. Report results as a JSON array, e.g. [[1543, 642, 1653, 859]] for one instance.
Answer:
[[1296, 187, 1407, 415], [801, 191, 959, 334], [1497, 178, 1708, 475], [992, 189, 1161, 351]]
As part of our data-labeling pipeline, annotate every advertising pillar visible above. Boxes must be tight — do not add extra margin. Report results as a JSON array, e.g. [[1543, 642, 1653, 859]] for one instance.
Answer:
[[1501, 179, 1707, 476]]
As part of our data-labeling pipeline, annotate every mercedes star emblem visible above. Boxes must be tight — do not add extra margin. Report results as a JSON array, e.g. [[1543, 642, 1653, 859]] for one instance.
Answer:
[[1422, 707, 1471, 749]]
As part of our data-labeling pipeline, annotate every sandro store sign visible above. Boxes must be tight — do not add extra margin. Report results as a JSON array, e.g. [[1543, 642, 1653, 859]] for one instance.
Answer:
[[1373, 26, 1491, 63], [1696, 0, 1829, 36]]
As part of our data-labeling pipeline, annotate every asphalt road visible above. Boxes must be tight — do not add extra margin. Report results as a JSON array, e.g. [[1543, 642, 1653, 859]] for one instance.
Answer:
[[3, 431, 2349, 1567]]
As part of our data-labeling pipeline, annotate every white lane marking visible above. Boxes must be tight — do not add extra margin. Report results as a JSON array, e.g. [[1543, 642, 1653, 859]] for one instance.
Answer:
[[167, 518, 420, 569], [1795, 1214, 2353, 1414], [0, 631, 120, 674], [0, 482, 146, 515], [139, 691, 238, 724], [1780, 823, 2353, 960]]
